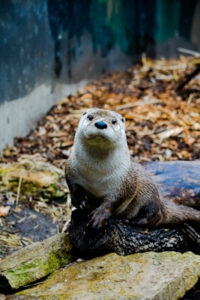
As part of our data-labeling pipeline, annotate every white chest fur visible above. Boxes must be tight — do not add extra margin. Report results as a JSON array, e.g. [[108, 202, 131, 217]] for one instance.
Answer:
[[71, 146, 130, 198]]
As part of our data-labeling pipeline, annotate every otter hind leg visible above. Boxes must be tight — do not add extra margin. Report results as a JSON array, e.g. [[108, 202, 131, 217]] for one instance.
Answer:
[[131, 202, 162, 226]]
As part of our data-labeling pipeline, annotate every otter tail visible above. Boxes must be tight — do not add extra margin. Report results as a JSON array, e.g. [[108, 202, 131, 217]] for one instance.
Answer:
[[160, 200, 200, 225]]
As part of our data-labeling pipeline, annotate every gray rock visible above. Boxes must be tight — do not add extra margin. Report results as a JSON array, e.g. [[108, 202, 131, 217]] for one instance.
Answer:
[[9, 251, 200, 300]]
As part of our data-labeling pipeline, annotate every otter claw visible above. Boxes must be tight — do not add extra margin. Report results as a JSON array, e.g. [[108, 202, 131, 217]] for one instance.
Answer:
[[89, 208, 110, 229], [80, 200, 86, 210]]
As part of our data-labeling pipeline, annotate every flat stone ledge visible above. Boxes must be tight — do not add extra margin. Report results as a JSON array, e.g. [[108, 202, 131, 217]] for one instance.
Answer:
[[9, 251, 200, 300]]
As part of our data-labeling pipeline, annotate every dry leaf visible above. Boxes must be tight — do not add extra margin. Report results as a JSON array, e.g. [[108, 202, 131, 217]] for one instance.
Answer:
[[157, 128, 184, 141], [0, 206, 10, 217]]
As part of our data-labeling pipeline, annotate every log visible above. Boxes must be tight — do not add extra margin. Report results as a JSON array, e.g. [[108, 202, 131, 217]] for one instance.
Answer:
[[69, 209, 191, 258]]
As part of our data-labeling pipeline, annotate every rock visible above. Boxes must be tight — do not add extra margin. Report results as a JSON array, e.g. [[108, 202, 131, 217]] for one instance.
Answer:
[[0, 233, 72, 291], [145, 161, 200, 206], [9, 252, 200, 300], [0, 154, 68, 199]]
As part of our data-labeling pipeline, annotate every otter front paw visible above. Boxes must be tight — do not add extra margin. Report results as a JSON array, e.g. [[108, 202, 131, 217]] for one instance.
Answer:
[[89, 207, 111, 229]]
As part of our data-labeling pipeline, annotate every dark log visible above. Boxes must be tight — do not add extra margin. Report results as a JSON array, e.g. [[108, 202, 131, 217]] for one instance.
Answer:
[[69, 210, 192, 258]]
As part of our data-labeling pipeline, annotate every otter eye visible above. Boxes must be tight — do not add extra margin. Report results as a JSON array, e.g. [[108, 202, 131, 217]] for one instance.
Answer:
[[121, 118, 125, 123], [87, 114, 94, 121], [82, 112, 87, 116], [112, 119, 117, 125]]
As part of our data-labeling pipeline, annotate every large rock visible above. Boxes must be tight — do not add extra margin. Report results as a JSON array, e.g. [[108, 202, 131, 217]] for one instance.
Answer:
[[0, 233, 72, 290], [0, 154, 67, 199], [10, 251, 200, 300], [145, 161, 200, 205]]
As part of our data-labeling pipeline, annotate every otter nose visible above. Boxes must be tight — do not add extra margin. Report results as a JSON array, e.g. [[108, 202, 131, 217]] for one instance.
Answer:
[[95, 121, 107, 129]]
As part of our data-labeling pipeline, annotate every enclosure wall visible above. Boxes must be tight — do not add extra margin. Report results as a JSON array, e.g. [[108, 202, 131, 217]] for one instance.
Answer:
[[0, 0, 200, 151]]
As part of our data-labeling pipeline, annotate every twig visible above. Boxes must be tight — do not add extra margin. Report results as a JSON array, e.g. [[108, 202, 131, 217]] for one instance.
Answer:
[[16, 176, 22, 205], [177, 47, 200, 57], [176, 64, 200, 91]]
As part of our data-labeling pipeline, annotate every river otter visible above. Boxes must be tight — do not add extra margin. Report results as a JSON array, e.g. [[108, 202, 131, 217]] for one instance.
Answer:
[[65, 108, 200, 229]]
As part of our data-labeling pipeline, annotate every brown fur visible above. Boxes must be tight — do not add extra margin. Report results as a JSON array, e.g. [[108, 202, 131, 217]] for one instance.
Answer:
[[66, 108, 200, 228]]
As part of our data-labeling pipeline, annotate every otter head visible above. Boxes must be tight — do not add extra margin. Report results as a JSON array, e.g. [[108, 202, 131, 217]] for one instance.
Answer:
[[75, 108, 126, 149]]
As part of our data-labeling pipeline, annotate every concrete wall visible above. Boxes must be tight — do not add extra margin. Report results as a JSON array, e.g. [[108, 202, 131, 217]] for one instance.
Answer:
[[1, 0, 200, 151]]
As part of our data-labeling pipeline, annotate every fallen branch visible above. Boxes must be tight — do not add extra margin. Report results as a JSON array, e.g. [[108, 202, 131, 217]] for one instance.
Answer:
[[176, 63, 200, 91], [177, 47, 200, 57]]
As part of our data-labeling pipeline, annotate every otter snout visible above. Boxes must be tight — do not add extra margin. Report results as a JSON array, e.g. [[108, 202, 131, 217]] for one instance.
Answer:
[[95, 121, 107, 129]]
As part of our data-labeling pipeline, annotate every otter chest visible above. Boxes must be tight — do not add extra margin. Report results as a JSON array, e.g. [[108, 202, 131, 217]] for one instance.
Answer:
[[73, 164, 121, 198], [77, 171, 114, 197]]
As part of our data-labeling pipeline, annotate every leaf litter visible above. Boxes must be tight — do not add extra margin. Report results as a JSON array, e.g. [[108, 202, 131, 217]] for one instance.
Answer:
[[1, 55, 199, 166]]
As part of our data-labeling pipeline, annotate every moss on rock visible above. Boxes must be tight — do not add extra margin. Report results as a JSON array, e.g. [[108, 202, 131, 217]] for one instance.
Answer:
[[0, 155, 68, 200], [0, 233, 72, 290], [10, 251, 200, 300]]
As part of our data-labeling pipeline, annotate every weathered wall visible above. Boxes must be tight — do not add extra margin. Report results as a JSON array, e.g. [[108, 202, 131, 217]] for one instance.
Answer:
[[0, 0, 200, 151]]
